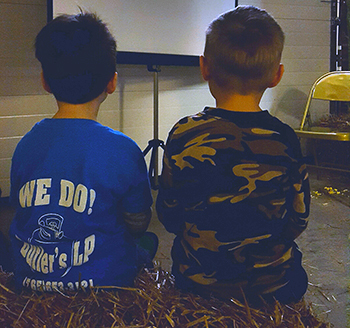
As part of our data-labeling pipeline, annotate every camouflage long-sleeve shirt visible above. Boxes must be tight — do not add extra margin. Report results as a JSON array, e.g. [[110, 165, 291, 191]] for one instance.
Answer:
[[156, 107, 310, 300]]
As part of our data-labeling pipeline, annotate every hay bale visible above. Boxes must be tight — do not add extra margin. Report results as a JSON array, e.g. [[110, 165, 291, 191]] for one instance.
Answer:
[[0, 267, 330, 327]]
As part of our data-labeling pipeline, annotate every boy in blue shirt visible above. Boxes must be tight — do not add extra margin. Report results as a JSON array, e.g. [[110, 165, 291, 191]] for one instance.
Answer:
[[157, 6, 310, 305], [10, 12, 157, 292]]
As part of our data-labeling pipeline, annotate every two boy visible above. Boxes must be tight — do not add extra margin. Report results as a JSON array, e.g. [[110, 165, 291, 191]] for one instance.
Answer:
[[9, 5, 309, 304], [156, 6, 310, 305]]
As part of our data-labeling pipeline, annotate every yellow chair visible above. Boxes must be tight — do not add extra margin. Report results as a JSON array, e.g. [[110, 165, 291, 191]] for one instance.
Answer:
[[294, 71, 350, 171]]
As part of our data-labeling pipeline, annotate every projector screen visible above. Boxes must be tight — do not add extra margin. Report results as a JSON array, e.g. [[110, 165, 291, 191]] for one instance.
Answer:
[[52, 0, 235, 64]]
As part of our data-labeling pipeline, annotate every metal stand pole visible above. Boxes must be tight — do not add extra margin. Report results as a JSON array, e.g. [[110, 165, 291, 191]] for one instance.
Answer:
[[153, 66, 160, 186], [329, 0, 349, 115], [143, 65, 165, 190]]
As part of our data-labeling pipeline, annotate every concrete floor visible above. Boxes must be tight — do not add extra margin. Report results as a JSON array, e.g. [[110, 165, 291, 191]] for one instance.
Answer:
[[0, 168, 349, 327], [149, 168, 350, 328]]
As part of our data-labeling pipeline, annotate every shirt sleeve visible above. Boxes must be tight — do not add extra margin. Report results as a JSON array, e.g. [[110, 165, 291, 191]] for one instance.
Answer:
[[281, 128, 311, 241], [282, 162, 310, 240]]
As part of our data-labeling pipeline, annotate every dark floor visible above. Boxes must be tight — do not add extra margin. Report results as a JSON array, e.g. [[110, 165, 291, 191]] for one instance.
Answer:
[[1, 168, 349, 327], [295, 169, 349, 328]]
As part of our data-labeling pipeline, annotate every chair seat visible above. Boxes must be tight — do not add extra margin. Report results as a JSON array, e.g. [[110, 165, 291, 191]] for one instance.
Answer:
[[294, 129, 350, 141]]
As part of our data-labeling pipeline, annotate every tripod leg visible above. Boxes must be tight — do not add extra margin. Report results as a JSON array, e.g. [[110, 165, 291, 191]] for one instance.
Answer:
[[143, 139, 164, 190]]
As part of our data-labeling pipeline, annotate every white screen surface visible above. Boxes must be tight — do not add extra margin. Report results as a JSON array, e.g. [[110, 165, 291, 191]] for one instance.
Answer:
[[53, 1, 234, 56]]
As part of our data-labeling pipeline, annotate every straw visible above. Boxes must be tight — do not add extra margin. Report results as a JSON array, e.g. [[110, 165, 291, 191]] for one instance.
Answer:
[[0, 267, 331, 327]]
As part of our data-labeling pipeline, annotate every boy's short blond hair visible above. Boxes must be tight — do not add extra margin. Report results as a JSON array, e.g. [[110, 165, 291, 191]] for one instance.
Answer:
[[204, 6, 284, 94]]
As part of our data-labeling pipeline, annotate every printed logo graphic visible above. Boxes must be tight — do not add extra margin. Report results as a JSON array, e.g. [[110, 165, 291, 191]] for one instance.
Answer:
[[18, 213, 95, 278], [29, 213, 66, 244]]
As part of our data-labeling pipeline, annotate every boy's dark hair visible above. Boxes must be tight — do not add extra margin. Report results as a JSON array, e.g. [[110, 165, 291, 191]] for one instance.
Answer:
[[204, 6, 284, 94], [35, 12, 117, 104]]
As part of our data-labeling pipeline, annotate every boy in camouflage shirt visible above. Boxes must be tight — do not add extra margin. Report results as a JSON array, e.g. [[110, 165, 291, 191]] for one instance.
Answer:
[[156, 6, 310, 305]]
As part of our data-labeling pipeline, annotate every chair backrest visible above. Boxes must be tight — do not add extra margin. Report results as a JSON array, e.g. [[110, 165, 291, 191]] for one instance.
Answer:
[[299, 71, 350, 130]]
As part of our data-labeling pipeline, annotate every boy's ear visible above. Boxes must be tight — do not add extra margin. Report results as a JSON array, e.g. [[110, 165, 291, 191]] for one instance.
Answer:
[[40, 72, 52, 93], [106, 72, 118, 94], [200, 56, 210, 81], [268, 64, 284, 88]]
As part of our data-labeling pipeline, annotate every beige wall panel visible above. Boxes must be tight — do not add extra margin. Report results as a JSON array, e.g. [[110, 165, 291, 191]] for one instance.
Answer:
[[0, 95, 56, 117], [283, 58, 330, 73], [123, 126, 154, 150], [0, 0, 43, 4], [262, 5, 328, 21], [280, 19, 329, 34], [0, 2, 46, 97], [244, 0, 328, 5], [278, 71, 329, 87], [97, 110, 121, 132], [116, 65, 154, 93], [0, 137, 20, 196], [0, 158, 11, 198], [0, 137, 21, 159], [0, 180, 10, 198], [0, 159, 11, 180], [283, 46, 330, 60], [0, 71, 44, 97], [122, 108, 154, 130], [116, 90, 152, 111]]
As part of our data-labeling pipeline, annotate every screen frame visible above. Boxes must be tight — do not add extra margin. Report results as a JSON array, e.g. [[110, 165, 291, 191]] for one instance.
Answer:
[[47, 0, 238, 66], [47, 0, 205, 66]]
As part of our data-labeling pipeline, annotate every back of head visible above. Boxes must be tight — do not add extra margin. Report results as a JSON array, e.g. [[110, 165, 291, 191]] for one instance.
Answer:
[[35, 12, 116, 104], [204, 6, 284, 94]]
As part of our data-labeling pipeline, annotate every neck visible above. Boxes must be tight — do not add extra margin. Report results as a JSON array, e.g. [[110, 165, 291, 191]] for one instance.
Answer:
[[215, 93, 263, 112], [53, 93, 106, 120], [209, 82, 263, 112]]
